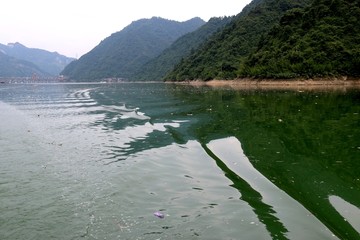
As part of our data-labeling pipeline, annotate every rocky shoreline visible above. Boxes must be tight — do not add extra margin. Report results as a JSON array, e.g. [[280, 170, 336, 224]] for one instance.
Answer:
[[174, 77, 360, 90]]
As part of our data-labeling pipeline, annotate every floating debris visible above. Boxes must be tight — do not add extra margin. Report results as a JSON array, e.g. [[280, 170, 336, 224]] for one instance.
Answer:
[[153, 211, 164, 219]]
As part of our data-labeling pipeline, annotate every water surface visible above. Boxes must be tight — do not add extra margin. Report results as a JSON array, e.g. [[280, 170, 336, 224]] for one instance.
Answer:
[[0, 83, 359, 239]]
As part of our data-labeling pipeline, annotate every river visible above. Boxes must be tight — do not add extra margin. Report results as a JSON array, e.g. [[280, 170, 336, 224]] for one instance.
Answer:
[[0, 83, 359, 239]]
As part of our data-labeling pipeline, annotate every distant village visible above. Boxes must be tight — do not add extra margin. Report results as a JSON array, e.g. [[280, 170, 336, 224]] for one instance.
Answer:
[[0, 75, 126, 84], [0, 75, 67, 84]]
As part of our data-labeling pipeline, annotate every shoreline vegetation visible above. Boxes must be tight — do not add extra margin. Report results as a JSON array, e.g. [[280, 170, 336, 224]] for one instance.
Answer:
[[170, 77, 360, 90]]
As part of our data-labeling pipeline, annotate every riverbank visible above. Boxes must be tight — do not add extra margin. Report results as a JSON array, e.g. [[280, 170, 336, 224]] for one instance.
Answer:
[[175, 77, 360, 91]]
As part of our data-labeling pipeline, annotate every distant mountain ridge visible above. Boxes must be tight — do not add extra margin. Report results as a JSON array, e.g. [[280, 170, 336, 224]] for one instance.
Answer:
[[61, 17, 205, 80], [0, 42, 75, 76], [130, 16, 234, 81], [0, 51, 49, 77]]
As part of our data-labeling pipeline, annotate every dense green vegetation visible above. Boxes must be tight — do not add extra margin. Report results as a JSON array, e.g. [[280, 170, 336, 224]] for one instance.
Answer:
[[241, 0, 360, 78], [164, 0, 311, 81], [0, 42, 74, 76], [0, 51, 49, 77], [131, 17, 234, 81], [165, 0, 359, 81], [61, 17, 205, 81]]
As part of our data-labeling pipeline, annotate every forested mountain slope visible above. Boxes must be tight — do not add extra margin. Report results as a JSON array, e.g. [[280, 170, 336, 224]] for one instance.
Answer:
[[130, 16, 234, 81], [240, 0, 360, 78], [61, 17, 205, 80], [164, 0, 312, 81]]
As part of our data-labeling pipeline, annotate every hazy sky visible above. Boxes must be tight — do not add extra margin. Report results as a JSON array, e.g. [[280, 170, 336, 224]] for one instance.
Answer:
[[0, 0, 251, 58]]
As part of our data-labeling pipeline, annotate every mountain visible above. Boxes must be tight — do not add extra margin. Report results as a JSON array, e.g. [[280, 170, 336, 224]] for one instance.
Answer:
[[130, 16, 234, 81], [0, 42, 75, 76], [240, 0, 360, 78], [61, 17, 205, 81], [164, 0, 312, 81], [0, 51, 50, 77]]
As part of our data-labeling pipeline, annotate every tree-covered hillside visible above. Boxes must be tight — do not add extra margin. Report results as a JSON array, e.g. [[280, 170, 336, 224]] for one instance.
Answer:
[[130, 16, 234, 81], [164, 0, 311, 81], [61, 17, 205, 81], [240, 0, 360, 78]]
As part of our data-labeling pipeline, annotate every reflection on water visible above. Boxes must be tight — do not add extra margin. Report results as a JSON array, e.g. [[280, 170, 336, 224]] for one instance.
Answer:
[[102, 121, 181, 164], [0, 83, 359, 239], [204, 137, 343, 239], [329, 195, 360, 233], [178, 86, 360, 240], [203, 138, 289, 239]]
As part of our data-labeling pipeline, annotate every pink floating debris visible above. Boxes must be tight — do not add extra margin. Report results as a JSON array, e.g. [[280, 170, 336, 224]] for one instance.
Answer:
[[153, 211, 165, 219]]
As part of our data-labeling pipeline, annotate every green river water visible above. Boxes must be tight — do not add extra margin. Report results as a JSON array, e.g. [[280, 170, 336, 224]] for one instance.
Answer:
[[0, 83, 359, 239]]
